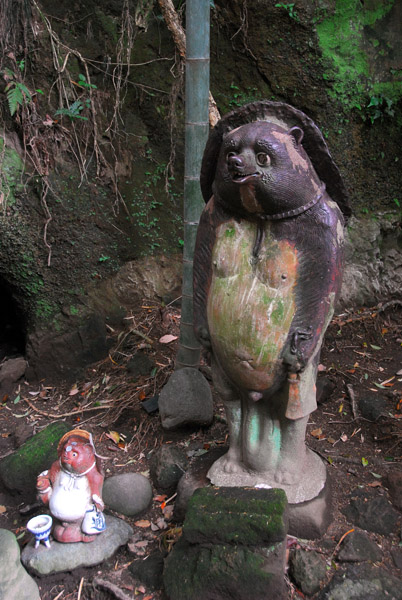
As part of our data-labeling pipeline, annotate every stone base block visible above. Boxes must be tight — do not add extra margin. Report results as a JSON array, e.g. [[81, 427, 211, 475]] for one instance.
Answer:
[[175, 448, 331, 539]]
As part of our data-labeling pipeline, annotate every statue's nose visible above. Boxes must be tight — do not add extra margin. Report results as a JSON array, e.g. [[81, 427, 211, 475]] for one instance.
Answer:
[[227, 154, 244, 172]]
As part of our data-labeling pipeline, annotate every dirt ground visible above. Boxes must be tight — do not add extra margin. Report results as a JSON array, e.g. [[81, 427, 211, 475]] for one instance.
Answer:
[[0, 300, 401, 599]]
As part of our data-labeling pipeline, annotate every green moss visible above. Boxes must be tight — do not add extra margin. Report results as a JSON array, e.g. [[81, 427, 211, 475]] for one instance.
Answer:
[[184, 487, 288, 546], [316, 0, 402, 111], [0, 138, 24, 206]]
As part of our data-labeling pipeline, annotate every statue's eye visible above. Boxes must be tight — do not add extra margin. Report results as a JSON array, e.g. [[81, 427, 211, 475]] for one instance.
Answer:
[[72, 452, 78, 457], [256, 152, 270, 166]]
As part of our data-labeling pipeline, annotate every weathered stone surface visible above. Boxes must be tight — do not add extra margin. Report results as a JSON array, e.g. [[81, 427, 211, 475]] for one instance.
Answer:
[[175, 448, 330, 539], [385, 470, 402, 511], [289, 548, 327, 596], [338, 530, 382, 563], [288, 479, 332, 540], [159, 367, 213, 430], [164, 486, 288, 600], [0, 357, 27, 385], [342, 492, 400, 535], [0, 421, 70, 499], [183, 487, 288, 546], [0, 529, 40, 600], [21, 515, 132, 575], [150, 445, 188, 493], [126, 352, 155, 377], [25, 312, 109, 383], [318, 563, 402, 600], [391, 547, 402, 571], [358, 393, 387, 421], [102, 472, 153, 516], [129, 551, 165, 590], [164, 537, 287, 600]]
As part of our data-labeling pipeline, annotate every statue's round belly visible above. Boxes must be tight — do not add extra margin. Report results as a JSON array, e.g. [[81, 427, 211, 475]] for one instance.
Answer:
[[207, 220, 298, 391]]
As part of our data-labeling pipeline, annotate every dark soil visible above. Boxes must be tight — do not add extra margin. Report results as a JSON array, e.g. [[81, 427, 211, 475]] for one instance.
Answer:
[[0, 301, 401, 599]]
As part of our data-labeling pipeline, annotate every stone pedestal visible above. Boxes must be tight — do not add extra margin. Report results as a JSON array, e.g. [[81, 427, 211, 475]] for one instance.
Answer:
[[164, 487, 288, 600], [175, 448, 331, 539]]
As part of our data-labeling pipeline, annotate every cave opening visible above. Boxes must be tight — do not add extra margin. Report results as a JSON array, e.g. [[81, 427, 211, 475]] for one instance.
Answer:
[[0, 279, 27, 361]]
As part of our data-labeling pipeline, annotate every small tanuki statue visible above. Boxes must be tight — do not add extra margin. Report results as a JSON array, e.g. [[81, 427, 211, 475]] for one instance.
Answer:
[[193, 101, 351, 504], [36, 429, 106, 543]]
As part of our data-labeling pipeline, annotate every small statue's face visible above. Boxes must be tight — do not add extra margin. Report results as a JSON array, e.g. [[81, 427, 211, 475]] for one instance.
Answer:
[[60, 437, 94, 474]]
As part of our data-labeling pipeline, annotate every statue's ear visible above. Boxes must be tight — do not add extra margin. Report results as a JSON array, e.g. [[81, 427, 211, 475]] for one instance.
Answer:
[[288, 126, 304, 146]]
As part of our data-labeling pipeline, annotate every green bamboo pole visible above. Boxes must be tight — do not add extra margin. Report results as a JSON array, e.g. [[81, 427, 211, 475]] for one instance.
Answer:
[[176, 0, 210, 369]]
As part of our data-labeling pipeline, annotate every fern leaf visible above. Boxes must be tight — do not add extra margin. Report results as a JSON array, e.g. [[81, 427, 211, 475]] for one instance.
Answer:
[[6, 86, 23, 116]]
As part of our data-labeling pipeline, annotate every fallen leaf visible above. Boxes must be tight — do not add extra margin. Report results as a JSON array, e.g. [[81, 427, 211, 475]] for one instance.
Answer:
[[0, 505, 7, 514], [317, 364, 326, 372], [338, 403, 343, 413], [136, 586, 146, 594], [134, 519, 151, 528], [162, 505, 174, 519], [154, 495, 167, 503], [106, 431, 120, 444], [159, 334, 178, 344], [340, 433, 348, 442], [367, 481, 382, 488], [361, 457, 368, 467], [370, 344, 381, 350], [310, 428, 323, 438], [69, 385, 79, 396], [327, 437, 336, 445]]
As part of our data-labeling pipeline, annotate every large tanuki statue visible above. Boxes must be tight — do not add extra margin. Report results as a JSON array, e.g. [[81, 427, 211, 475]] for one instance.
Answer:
[[194, 101, 350, 504]]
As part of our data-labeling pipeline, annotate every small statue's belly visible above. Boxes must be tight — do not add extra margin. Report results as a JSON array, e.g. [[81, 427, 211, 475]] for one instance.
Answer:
[[49, 471, 92, 522], [207, 220, 298, 391]]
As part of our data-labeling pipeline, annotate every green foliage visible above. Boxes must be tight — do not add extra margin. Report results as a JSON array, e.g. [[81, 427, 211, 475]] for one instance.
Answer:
[[275, 3, 299, 22], [54, 99, 89, 121], [365, 94, 395, 124], [3, 69, 32, 116], [228, 84, 261, 108]]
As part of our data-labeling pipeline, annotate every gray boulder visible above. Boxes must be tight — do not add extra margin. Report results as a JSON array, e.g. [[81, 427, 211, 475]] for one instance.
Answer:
[[150, 445, 188, 493], [21, 514, 132, 575], [102, 472, 153, 516], [159, 367, 213, 430], [0, 529, 40, 600], [289, 548, 327, 596]]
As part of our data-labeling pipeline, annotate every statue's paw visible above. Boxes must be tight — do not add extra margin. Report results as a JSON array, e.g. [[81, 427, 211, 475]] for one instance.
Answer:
[[274, 468, 300, 486], [214, 452, 242, 474]]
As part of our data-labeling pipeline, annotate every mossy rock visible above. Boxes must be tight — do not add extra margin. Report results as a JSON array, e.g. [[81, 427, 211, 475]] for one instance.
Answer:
[[183, 486, 288, 546], [163, 537, 286, 600], [0, 421, 70, 499]]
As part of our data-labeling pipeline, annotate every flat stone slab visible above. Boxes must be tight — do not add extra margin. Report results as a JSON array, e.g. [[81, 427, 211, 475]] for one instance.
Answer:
[[21, 515, 132, 575], [175, 448, 330, 538]]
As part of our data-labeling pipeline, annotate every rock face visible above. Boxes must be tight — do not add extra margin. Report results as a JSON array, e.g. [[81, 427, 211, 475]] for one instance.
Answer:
[[289, 549, 327, 596], [159, 367, 213, 430], [21, 514, 132, 575], [342, 490, 401, 535], [0, 357, 27, 396], [164, 487, 288, 600], [337, 530, 382, 563], [318, 563, 402, 600], [0, 529, 40, 600], [0, 421, 70, 500], [102, 473, 153, 516], [150, 445, 188, 493]]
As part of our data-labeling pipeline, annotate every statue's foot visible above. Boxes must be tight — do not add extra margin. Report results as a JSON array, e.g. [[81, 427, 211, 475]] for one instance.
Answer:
[[211, 450, 243, 475], [274, 466, 301, 486], [53, 522, 96, 543]]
